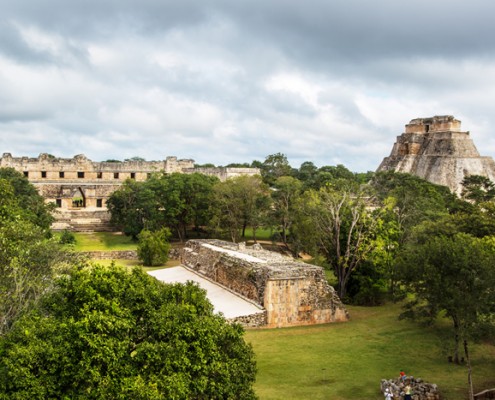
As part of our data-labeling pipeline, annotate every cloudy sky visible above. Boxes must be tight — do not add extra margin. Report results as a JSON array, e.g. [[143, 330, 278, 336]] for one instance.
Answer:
[[1, 0, 495, 172]]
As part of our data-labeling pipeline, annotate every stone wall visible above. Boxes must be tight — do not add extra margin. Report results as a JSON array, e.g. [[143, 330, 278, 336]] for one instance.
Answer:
[[180, 239, 349, 328], [82, 250, 138, 260], [377, 115, 495, 195], [228, 311, 267, 328]]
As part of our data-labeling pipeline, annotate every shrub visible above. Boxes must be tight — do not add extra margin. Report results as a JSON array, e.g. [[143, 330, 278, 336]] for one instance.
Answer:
[[59, 229, 76, 245], [137, 227, 171, 266]]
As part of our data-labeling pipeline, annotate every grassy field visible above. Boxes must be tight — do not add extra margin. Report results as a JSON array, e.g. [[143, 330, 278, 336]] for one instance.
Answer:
[[94, 258, 182, 270], [245, 303, 495, 400], [70, 232, 138, 251]]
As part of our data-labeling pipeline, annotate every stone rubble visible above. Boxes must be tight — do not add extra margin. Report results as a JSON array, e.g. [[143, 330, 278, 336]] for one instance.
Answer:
[[381, 377, 441, 400]]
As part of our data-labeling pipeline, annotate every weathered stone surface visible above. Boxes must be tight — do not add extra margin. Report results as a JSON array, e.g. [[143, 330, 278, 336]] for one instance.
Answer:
[[81, 250, 138, 260], [0, 153, 259, 231], [381, 377, 441, 400], [180, 239, 349, 328], [377, 116, 495, 195]]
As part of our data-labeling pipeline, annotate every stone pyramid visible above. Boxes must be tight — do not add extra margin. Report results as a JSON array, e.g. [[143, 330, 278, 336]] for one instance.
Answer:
[[377, 115, 495, 194]]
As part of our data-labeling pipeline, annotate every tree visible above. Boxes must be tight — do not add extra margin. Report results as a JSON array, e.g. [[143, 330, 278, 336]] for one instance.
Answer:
[[370, 171, 454, 236], [293, 183, 377, 299], [0, 265, 257, 399], [271, 176, 302, 247], [106, 179, 158, 239], [210, 175, 271, 242], [137, 228, 171, 266], [0, 177, 75, 335], [0, 220, 75, 335], [150, 173, 218, 241], [0, 168, 54, 230], [125, 156, 146, 162], [260, 153, 293, 185], [461, 174, 495, 204], [398, 233, 495, 399]]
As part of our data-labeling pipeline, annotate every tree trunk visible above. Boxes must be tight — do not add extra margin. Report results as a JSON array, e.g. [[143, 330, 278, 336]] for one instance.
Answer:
[[453, 317, 460, 364], [176, 226, 184, 243], [464, 339, 474, 400]]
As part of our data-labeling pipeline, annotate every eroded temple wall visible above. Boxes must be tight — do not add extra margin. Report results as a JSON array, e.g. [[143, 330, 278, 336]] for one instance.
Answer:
[[181, 239, 349, 328]]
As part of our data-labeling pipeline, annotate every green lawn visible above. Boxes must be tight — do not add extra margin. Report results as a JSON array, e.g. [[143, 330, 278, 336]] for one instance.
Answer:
[[242, 227, 274, 241], [245, 303, 495, 400], [94, 258, 181, 270], [70, 232, 138, 251]]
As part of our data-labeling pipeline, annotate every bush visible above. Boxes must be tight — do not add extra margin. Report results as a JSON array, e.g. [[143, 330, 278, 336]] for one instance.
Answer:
[[58, 229, 76, 245], [0, 265, 257, 399], [137, 228, 171, 266]]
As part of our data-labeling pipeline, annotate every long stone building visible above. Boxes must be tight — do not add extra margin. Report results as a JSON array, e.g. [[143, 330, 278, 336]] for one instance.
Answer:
[[181, 239, 349, 328], [0, 153, 259, 231], [377, 115, 495, 194]]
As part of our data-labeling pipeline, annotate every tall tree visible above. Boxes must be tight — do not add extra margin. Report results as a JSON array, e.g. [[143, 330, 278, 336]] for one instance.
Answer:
[[293, 183, 377, 299], [107, 173, 218, 241], [398, 233, 495, 400], [150, 173, 218, 241], [271, 176, 302, 248], [106, 179, 158, 239], [0, 265, 257, 399], [260, 153, 293, 185], [211, 175, 270, 242]]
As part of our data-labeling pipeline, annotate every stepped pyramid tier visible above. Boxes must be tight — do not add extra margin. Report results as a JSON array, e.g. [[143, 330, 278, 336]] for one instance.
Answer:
[[377, 115, 495, 194]]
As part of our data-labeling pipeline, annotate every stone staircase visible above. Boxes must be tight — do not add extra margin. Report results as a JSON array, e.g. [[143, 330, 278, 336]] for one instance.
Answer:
[[52, 209, 116, 232]]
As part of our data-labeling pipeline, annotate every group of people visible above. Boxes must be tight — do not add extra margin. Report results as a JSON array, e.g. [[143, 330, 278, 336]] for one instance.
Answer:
[[383, 370, 412, 400]]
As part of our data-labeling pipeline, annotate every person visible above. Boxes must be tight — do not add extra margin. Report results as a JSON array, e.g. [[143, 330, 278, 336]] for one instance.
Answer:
[[399, 370, 406, 382], [404, 383, 412, 400], [384, 387, 393, 400]]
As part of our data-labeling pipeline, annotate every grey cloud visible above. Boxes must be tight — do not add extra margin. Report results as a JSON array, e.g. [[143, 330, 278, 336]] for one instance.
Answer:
[[1, 0, 495, 171]]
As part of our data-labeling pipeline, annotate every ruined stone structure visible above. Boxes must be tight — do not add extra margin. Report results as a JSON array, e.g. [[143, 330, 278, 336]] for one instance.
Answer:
[[181, 239, 349, 328], [0, 153, 259, 231], [377, 116, 495, 194], [381, 377, 441, 400]]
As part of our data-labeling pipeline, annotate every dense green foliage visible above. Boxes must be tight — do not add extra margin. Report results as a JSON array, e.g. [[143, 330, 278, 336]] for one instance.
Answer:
[[0, 168, 55, 230], [107, 173, 218, 240], [137, 228, 171, 266], [210, 175, 271, 242], [0, 265, 257, 399], [59, 229, 77, 244], [0, 169, 72, 335]]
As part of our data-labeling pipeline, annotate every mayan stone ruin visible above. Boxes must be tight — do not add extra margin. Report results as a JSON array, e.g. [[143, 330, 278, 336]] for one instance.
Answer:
[[181, 239, 349, 328], [377, 115, 495, 194], [0, 153, 259, 231]]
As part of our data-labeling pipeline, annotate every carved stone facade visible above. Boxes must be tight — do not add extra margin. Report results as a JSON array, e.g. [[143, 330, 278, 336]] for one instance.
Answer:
[[0, 153, 260, 231], [377, 116, 495, 194], [181, 239, 349, 328]]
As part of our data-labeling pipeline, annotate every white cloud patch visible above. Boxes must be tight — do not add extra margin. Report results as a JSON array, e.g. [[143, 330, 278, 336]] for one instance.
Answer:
[[1, 1, 495, 171]]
